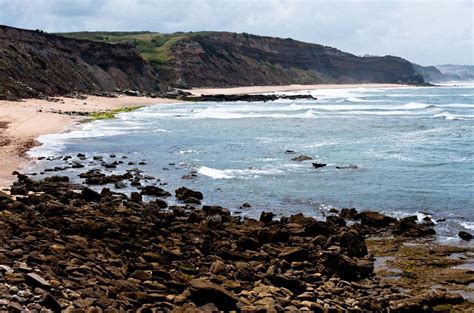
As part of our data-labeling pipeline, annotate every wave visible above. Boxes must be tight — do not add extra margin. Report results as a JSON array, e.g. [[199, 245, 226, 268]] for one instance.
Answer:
[[433, 112, 470, 121], [198, 165, 285, 179], [460, 222, 474, 230], [401, 102, 433, 109]]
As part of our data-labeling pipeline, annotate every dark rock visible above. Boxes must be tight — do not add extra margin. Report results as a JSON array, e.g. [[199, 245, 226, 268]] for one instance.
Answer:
[[203, 205, 230, 216], [26, 273, 51, 289], [357, 211, 396, 228], [176, 187, 203, 201], [141, 186, 171, 197], [189, 278, 241, 311], [130, 192, 142, 202], [267, 274, 306, 295], [312, 163, 327, 169], [305, 221, 330, 236], [335, 165, 358, 169], [292, 155, 313, 161], [339, 208, 358, 219], [458, 231, 472, 241], [260, 211, 275, 223], [81, 187, 101, 202], [43, 294, 62, 312]]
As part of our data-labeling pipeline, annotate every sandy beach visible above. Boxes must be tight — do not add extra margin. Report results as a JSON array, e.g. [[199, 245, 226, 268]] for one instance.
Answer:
[[0, 95, 179, 190], [188, 83, 409, 96]]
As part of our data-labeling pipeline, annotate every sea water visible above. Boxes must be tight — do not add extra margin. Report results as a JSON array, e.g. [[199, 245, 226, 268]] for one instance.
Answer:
[[28, 85, 474, 243]]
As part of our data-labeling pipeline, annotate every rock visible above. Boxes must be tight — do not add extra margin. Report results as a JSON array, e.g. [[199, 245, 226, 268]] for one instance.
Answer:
[[458, 231, 472, 241], [260, 211, 275, 223], [26, 273, 51, 289], [339, 231, 368, 257], [81, 187, 101, 202], [339, 208, 358, 219], [241, 202, 252, 208], [312, 163, 327, 169], [357, 211, 396, 228], [189, 279, 241, 311], [203, 205, 230, 216], [267, 274, 306, 295], [335, 165, 358, 170], [184, 196, 201, 205], [141, 186, 171, 197], [210, 260, 226, 274], [305, 221, 330, 236], [130, 192, 142, 202], [176, 187, 203, 201], [292, 155, 313, 161], [278, 247, 308, 262]]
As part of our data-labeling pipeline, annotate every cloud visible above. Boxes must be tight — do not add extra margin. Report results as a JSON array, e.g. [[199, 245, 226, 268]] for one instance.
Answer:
[[0, 0, 472, 65]]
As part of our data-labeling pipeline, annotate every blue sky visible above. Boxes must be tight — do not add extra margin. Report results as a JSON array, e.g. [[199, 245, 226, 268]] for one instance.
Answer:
[[0, 0, 472, 65]]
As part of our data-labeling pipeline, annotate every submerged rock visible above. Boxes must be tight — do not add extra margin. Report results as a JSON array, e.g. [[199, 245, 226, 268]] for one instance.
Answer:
[[292, 155, 313, 161]]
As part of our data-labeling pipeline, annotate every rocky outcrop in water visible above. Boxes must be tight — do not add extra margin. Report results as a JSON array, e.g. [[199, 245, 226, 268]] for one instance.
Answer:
[[0, 26, 160, 100]]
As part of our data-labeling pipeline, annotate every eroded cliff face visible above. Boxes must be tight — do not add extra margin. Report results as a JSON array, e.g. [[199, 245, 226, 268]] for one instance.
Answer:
[[0, 26, 160, 100], [159, 32, 425, 87]]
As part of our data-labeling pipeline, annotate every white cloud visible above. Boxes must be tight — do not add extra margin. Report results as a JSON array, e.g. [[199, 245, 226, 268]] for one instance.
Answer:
[[0, 0, 472, 65]]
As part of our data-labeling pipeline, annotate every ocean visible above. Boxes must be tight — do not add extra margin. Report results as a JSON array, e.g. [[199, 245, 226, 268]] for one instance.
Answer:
[[28, 84, 474, 243]]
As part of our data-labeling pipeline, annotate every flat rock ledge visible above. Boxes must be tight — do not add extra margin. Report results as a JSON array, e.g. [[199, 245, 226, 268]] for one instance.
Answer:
[[0, 175, 469, 312]]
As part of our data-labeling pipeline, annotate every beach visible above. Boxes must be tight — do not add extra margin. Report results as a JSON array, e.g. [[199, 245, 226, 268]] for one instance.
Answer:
[[0, 95, 179, 190], [1, 84, 473, 311], [188, 83, 409, 96], [0, 83, 406, 190]]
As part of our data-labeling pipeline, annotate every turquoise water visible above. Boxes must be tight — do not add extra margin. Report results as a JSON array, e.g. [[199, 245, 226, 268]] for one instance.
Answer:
[[29, 85, 474, 242]]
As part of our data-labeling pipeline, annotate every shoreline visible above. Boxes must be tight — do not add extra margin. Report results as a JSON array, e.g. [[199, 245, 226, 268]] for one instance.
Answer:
[[0, 83, 412, 190], [0, 95, 180, 190], [188, 83, 411, 96]]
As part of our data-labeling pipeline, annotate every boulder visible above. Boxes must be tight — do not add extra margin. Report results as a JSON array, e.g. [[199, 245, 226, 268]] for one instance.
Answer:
[[357, 211, 396, 228], [141, 186, 171, 197], [260, 211, 275, 223], [458, 231, 472, 241], [189, 279, 241, 311], [176, 187, 203, 201]]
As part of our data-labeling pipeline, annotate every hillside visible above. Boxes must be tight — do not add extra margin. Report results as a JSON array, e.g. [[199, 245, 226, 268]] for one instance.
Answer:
[[0, 26, 160, 100], [60, 31, 425, 88]]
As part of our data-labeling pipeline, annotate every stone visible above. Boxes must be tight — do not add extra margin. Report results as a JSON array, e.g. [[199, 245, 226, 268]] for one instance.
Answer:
[[357, 211, 396, 228], [292, 155, 313, 161], [141, 186, 171, 197], [260, 211, 275, 223], [26, 273, 51, 289], [176, 187, 203, 201], [210, 260, 226, 274], [189, 279, 241, 311], [458, 231, 472, 241]]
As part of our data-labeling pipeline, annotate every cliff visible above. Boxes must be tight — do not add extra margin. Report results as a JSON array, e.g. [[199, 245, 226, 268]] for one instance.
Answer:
[[61, 31, 425, 88], [0, 26, 160, 100]]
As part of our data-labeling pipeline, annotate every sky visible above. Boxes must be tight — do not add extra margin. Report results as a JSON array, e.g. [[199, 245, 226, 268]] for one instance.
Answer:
[[0, 0, 472, 65]]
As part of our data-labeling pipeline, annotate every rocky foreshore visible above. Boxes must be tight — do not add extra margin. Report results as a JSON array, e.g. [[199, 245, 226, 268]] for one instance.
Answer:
[[1, 169, 472, 312]]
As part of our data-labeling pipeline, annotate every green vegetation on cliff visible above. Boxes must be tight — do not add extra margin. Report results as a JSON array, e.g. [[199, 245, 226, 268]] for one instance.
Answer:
[[59, 31, 204, 67]]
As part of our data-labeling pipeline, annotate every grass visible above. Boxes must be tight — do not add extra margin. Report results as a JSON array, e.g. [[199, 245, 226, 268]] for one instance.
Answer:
[[89, 106, 143, 120], [57, 31, 204, 68]]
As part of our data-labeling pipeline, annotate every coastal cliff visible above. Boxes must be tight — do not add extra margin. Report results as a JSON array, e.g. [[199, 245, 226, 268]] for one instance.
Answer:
[[61, 31, 425, 89], [0, 26, 160, 100], [157, 32, 425, 88]]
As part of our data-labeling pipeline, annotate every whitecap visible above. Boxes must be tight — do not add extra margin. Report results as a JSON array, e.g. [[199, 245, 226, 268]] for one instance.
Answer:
[[460, 222, 474, 230], [198, 166, 234, 179]]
